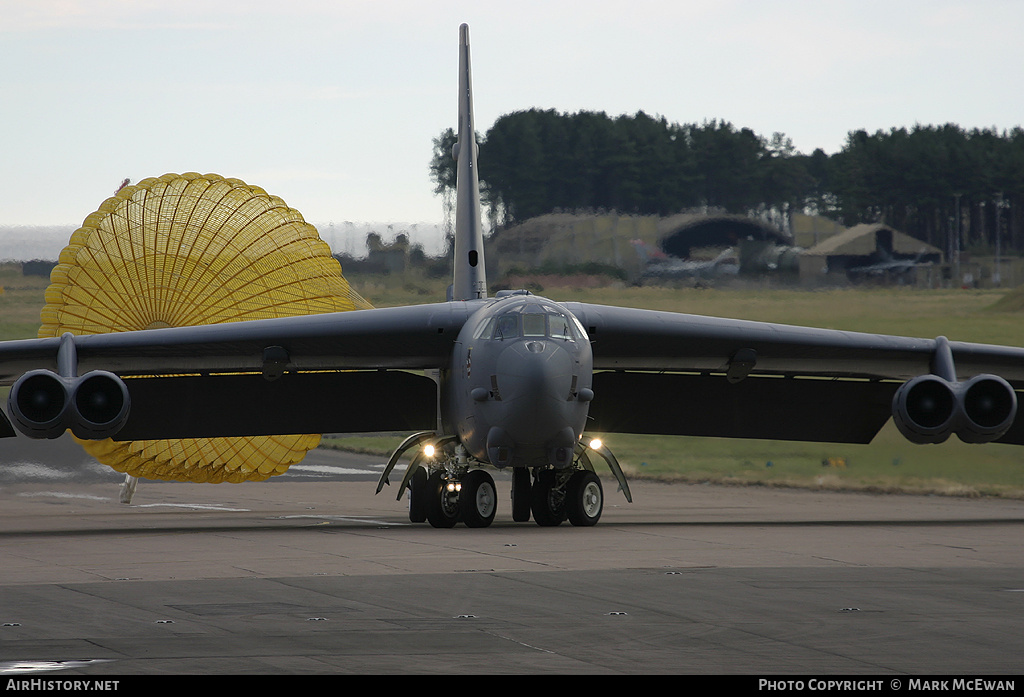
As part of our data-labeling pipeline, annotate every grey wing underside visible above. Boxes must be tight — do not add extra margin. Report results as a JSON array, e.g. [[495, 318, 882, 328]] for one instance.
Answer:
[[564, 303, 1024, 445], [0, 302, 474, 440]]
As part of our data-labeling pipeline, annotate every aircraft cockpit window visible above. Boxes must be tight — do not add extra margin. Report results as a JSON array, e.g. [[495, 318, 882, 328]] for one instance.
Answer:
[[568, 313, 588, 340], [522, 313, 546, 337], [494, 313, 519, 339], [486, 305, 583, 341], [473, 317, 496, 340], [544, 307, 580, 341], [550, 314, 573, 340]]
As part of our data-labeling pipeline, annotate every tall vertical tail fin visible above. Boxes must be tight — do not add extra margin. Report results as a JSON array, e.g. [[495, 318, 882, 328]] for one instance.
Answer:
[[450, 23, 487, 301]]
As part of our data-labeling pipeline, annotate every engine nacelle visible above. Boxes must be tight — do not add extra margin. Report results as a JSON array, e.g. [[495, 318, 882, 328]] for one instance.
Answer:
[[8, 369, 130, 440], [892, 375, 957, 444], [956, 374, 1017, 444], [8, 370, 73, 439], [892, 374, 1017, 445], [70, 370, 131, 439]]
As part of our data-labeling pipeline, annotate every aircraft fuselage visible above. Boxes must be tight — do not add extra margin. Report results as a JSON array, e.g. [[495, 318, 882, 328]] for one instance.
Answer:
[[443, 293, 594, 469]]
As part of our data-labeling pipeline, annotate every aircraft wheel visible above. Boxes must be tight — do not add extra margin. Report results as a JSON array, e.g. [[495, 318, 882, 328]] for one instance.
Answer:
[[408, 467, 427, 523], [425, 470, 459, 528], [511, 468, 532, 522], [531, 469, 566, 527], [566, 470, 603, 527], [460, 470, 497, 528]]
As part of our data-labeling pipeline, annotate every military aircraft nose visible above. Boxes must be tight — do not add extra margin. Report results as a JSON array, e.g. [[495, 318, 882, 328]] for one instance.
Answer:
[[499, 339, 572, 389], [494, 340, 576, 442]]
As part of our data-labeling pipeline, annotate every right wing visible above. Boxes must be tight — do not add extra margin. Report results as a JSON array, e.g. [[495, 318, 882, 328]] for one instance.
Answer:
[[563, 302, 1024, 446]]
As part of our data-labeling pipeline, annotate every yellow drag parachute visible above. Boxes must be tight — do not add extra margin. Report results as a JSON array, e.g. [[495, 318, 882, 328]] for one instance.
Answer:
[[40, 172, 371, 483]]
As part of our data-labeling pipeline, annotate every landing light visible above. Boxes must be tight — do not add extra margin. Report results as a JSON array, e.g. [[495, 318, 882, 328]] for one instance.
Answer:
[[589, 438, 602, 450], [446, 481, 462, 493], [424, 444, 435, 458]]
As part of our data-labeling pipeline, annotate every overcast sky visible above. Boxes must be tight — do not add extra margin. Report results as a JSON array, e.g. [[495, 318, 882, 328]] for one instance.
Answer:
[[2, 0, 1022, 241]]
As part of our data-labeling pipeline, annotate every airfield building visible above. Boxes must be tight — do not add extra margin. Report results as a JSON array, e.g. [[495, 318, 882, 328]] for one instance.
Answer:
[[798, 223, 943, 285]]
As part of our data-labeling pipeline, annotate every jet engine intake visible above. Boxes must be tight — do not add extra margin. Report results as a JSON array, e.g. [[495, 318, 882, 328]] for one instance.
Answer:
[[892, 374, 1016, 444], [956, 374, 1017, 443], [8, 370, 72, 439], [8, 369, 130, 440], [71, 371, 131, 439]]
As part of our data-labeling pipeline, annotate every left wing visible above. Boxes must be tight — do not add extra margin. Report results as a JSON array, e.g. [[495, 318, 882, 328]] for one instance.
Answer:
[[565, 302, 1024, 445], [1, 302, 475, 440]]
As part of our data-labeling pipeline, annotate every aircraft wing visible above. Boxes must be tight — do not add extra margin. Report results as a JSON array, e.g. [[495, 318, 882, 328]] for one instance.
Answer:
[[0, 302, 474, 440], [564, 302, 1024, 445], [0, 303, 472, 381]]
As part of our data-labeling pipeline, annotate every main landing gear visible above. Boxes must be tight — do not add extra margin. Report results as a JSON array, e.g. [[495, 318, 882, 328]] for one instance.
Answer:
[[376, 433, 631, 529], [413, 467, 497, 528], [526, 467, 603, 527], [409, 465, 600, 528]]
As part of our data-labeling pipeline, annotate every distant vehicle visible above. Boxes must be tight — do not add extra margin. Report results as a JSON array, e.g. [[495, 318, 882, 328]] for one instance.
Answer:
[[632, 240, 738, 282], [848, 250, 930, 281]]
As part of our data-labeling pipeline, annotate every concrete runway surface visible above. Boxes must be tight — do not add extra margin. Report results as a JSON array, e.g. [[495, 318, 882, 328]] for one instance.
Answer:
[[1, 436, 1024, 675]]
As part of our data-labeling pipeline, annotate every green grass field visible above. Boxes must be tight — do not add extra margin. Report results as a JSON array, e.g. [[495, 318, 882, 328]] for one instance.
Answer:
[[5, 262, 1024, 497], [0, 264, 51, 341]]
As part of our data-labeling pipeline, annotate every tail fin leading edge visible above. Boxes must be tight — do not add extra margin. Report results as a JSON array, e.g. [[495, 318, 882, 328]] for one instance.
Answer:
[[450, 23, 487, 301]]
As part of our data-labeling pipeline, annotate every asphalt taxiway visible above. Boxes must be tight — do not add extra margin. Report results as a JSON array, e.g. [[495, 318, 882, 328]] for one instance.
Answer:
[[2, 436, 1023, 674]]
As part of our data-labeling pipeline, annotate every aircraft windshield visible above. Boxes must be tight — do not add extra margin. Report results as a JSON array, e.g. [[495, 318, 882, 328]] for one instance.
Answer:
[[523, 314, 546, 337], [481, 304, 584, 341]]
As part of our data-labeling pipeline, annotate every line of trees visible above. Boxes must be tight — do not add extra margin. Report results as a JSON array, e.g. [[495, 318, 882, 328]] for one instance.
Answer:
[[430, 109, 1024, 253]]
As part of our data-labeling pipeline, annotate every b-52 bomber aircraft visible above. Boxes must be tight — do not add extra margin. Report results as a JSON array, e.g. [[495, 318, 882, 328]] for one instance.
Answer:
[[3, 24, 1024, 529]]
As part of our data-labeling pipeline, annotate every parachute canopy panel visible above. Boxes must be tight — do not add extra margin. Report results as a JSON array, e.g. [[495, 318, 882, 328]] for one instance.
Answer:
[[41, 172, 372, 483]]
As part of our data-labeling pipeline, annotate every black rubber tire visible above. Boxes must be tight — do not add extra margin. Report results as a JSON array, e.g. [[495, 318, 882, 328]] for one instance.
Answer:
[[511, 468, 532, 522], [531, 469, 566, 527], [460, 470, 497, 528], [566, 470, 603, 527], [425, 470, 458, 528], [408, 467, 427, 523]]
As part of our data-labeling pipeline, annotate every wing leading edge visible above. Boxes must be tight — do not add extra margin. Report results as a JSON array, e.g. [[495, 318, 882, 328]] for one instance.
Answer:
[[565, 302, 1024, 382], [0, 302, 474, 384]]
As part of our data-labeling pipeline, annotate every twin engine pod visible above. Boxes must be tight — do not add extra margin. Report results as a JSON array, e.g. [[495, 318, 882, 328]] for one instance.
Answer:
[[7, 369, 130, 440], [892, 374, 1018, 444]]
